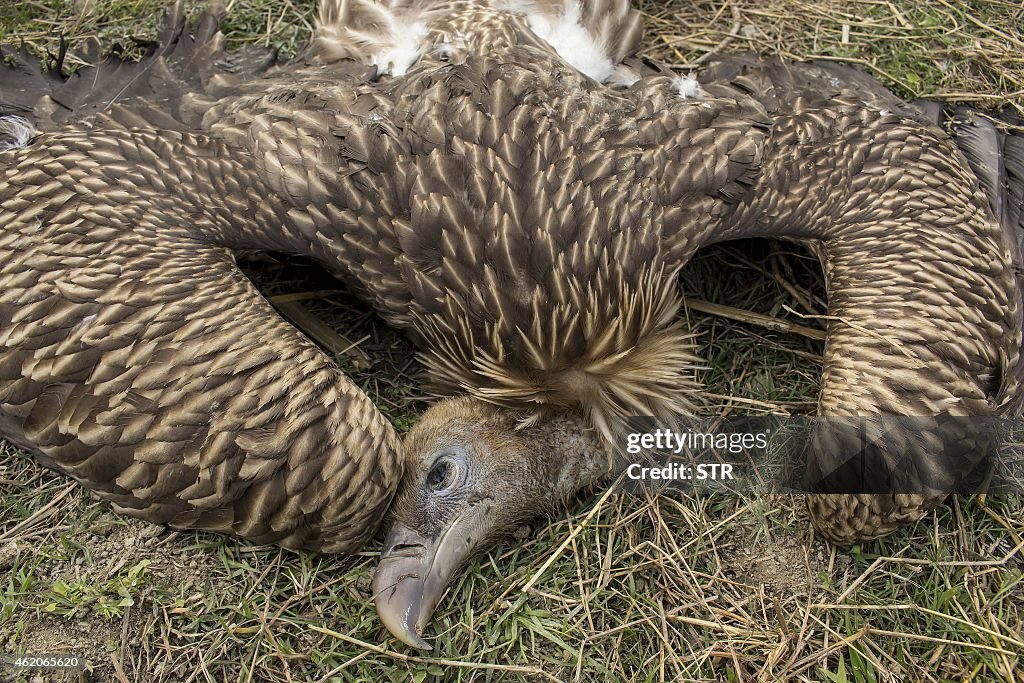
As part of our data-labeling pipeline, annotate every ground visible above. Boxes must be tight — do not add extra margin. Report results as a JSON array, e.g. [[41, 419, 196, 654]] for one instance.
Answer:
[[1, 1, 1023, 682]]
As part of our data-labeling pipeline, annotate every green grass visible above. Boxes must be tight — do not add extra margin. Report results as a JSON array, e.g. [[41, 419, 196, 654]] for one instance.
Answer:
[[1, 1, 1023, 681]]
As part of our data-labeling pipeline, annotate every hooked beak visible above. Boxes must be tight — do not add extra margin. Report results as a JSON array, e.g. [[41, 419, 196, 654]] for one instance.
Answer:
[[373, 522, 466, 650]]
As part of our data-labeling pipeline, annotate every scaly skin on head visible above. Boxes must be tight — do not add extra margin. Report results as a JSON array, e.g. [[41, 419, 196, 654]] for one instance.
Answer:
[[372, 396, 607, 649]]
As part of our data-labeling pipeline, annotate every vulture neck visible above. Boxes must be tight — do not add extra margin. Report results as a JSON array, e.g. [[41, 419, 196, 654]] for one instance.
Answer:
[[516, 409, 612, 504]]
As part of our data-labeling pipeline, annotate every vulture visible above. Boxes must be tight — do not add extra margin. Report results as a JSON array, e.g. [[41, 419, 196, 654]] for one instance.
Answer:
[[1, 0, 1022, 650]]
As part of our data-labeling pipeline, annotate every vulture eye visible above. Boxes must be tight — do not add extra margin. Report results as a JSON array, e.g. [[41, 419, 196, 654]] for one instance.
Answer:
[[426, 457, 457, 492]]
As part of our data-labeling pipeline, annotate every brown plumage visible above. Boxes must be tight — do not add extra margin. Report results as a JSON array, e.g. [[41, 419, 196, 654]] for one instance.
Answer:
[[0, 0, 669, 549], [197, 0, 718, 441], [1, 0, 1022, 649]]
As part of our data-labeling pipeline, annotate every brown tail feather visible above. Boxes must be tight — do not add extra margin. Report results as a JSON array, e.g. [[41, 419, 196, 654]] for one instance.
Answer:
[[0, 44, 65, 117], [699, 54, 931, 123]]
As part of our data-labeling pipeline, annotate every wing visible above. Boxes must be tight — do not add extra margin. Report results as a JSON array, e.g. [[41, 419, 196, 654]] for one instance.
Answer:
[[0, 122, 403, 553], [680, 55, 1024, 542]]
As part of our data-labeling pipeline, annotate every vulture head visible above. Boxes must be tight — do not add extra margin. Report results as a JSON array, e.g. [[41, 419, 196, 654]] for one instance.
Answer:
[[374, 398, 606, 649]]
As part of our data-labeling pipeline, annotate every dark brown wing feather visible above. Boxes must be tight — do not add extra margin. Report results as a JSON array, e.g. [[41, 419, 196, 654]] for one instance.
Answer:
[[947, 111, 1024, 411], [0, 2, 278, 136]]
